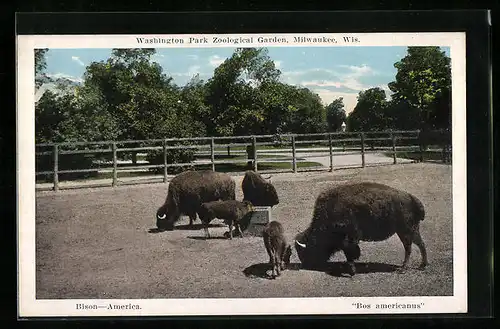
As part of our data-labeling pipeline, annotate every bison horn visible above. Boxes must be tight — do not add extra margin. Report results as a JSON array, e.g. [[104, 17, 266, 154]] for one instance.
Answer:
[[157, 213, 166, 220], [295, 240, 306, 248]]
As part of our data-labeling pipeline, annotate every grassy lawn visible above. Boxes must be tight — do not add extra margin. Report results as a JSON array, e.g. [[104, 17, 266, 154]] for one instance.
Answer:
[[36, 153, 324, 184], [385, 150, 451, 162]]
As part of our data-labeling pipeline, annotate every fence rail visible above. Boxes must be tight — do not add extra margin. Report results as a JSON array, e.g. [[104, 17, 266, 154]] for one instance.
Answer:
[[35, 129, 452, 191]]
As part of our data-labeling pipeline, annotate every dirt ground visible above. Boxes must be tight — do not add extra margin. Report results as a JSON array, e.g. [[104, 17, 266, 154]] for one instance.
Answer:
[[35, 162, 453, 299]]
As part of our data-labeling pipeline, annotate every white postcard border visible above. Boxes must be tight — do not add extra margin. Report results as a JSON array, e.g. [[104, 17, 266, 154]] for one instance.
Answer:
[[17, 32, 467, 317]]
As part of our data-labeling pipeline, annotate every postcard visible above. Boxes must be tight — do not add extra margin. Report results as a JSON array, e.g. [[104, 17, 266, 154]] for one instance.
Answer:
[[17, 30, 467, 317]]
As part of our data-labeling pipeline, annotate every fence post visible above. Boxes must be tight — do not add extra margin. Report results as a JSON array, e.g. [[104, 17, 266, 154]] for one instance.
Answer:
[[112, 142, 117, 187], [360, 132, 365, 168], [418, 130, 424, 162], [391, 133, 397, 164], [210, 138, 215, 171], [163, 139, 168, 183], [329, 133, 333, 172], [252, 136, 258, 172], [53, 144, 59, 191], [291, 135, 297, 173], [227, 145, 230, 157]]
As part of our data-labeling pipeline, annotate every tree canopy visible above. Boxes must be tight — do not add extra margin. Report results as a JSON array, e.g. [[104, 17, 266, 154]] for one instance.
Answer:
[[35, 45, 452, 147], [388, 46, 452, 130], [347, 46, 452, 132], [326, 97, 347, 132]]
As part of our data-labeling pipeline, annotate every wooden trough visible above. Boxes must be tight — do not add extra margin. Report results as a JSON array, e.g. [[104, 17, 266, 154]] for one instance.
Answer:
[[243, 206, 272, 237], [224, 206, 272, 238]]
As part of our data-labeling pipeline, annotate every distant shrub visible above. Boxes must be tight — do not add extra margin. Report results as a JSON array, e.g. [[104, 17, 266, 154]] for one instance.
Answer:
[[145, 142, 198, 175]]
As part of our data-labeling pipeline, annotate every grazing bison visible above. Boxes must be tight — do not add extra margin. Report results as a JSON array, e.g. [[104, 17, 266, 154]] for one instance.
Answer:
[[294, 182, 428, 276], [156, 170, 236, 231], [263, 221, 292, 279], [242, 170, 279, 207], [198, 200, 255, 239]]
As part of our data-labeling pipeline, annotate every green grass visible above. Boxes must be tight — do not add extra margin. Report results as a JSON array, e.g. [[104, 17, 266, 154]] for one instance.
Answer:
[[35, 157, 324, 184], [385, 150, 451, 162]]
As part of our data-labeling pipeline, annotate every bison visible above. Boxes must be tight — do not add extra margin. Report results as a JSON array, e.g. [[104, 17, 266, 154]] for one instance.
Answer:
[[242, 170, 279, 207], [156, 170, 236, 231], [263, 221, 292, 279], [198, 200, 255, 239], [294, 182, 428, 276]]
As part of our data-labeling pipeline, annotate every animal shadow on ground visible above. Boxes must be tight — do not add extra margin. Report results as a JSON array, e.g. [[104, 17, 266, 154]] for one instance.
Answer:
[[244, 262, 400, 279], [187, 235, 229, 240], [147, 223, 225, 234], [324, 262, 400, 277], [243, 262, 302, 279], [175, 223, 226, 231]]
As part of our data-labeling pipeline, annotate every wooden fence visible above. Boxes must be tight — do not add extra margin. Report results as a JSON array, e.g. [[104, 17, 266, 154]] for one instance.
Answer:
[[35, 129, 452, 191]]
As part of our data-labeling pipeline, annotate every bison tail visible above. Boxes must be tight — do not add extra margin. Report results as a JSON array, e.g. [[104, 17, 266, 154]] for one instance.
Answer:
[[411, 194, 426, 222]]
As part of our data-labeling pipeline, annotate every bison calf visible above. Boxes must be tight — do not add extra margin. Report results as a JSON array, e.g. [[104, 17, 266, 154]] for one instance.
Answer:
[[198, 200, 255, 239], [263, 221, 292, 279]]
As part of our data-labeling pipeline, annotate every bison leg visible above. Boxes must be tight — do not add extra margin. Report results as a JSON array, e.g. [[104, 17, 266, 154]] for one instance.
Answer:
[[269, 250, 277, 278], [343, 252, 357, 277], [341, 240, 360, 276], [236, 223, 244, 238], [412, 229, 428, 269], [228, 221, 234, 240], [274, 253, 281, 277], [396, 231, 413, 273], [203, 222, 210, 239], [263, 236, 273, 264], [188, 213, 197, 227], [279, 245, 286, 271]]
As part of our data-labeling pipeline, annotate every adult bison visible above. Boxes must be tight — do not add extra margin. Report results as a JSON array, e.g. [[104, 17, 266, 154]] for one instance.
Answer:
[[294, 182, 428, 276], [156, 170, 236, 231], [242, 170, 279, 207]]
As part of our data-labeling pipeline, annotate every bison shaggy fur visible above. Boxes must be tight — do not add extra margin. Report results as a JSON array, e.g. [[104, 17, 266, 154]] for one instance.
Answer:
[[198, 200, 255, 239], [156, 170, 236, 231], [294, 182, 428, 276], [242, 170, 279, 207], [263, 221, 292, 279]]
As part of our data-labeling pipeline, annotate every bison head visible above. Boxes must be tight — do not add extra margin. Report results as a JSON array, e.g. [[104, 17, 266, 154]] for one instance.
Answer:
[[156, 205, 174, 231], [294, 230, 327, 269], [294, 228, 348, 269], [242, 200, 255, 212]]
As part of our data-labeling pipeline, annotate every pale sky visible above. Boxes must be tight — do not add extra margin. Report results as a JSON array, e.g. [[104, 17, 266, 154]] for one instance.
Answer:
[[43, 46, 450, 115]]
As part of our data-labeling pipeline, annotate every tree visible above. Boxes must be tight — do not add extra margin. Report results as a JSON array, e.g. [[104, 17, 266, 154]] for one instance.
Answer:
[[384, 99, 421, 130], [35, 49, 51, 90], [77, 48, 205, 168], [347, 87, 389, 132], [255, 81, 299, 135], [35, 89, 112, 180], [287, 87, 327, 134], [180, 74, 210, 123], [326, 97, 347, 132], [80, 48, 198, 140], [388, 46, 452, 129], [204, 48, 281, 136]]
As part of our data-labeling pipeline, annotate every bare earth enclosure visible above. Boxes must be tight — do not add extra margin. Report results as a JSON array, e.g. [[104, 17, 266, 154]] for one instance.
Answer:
[[35, 163, 453, 299]]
